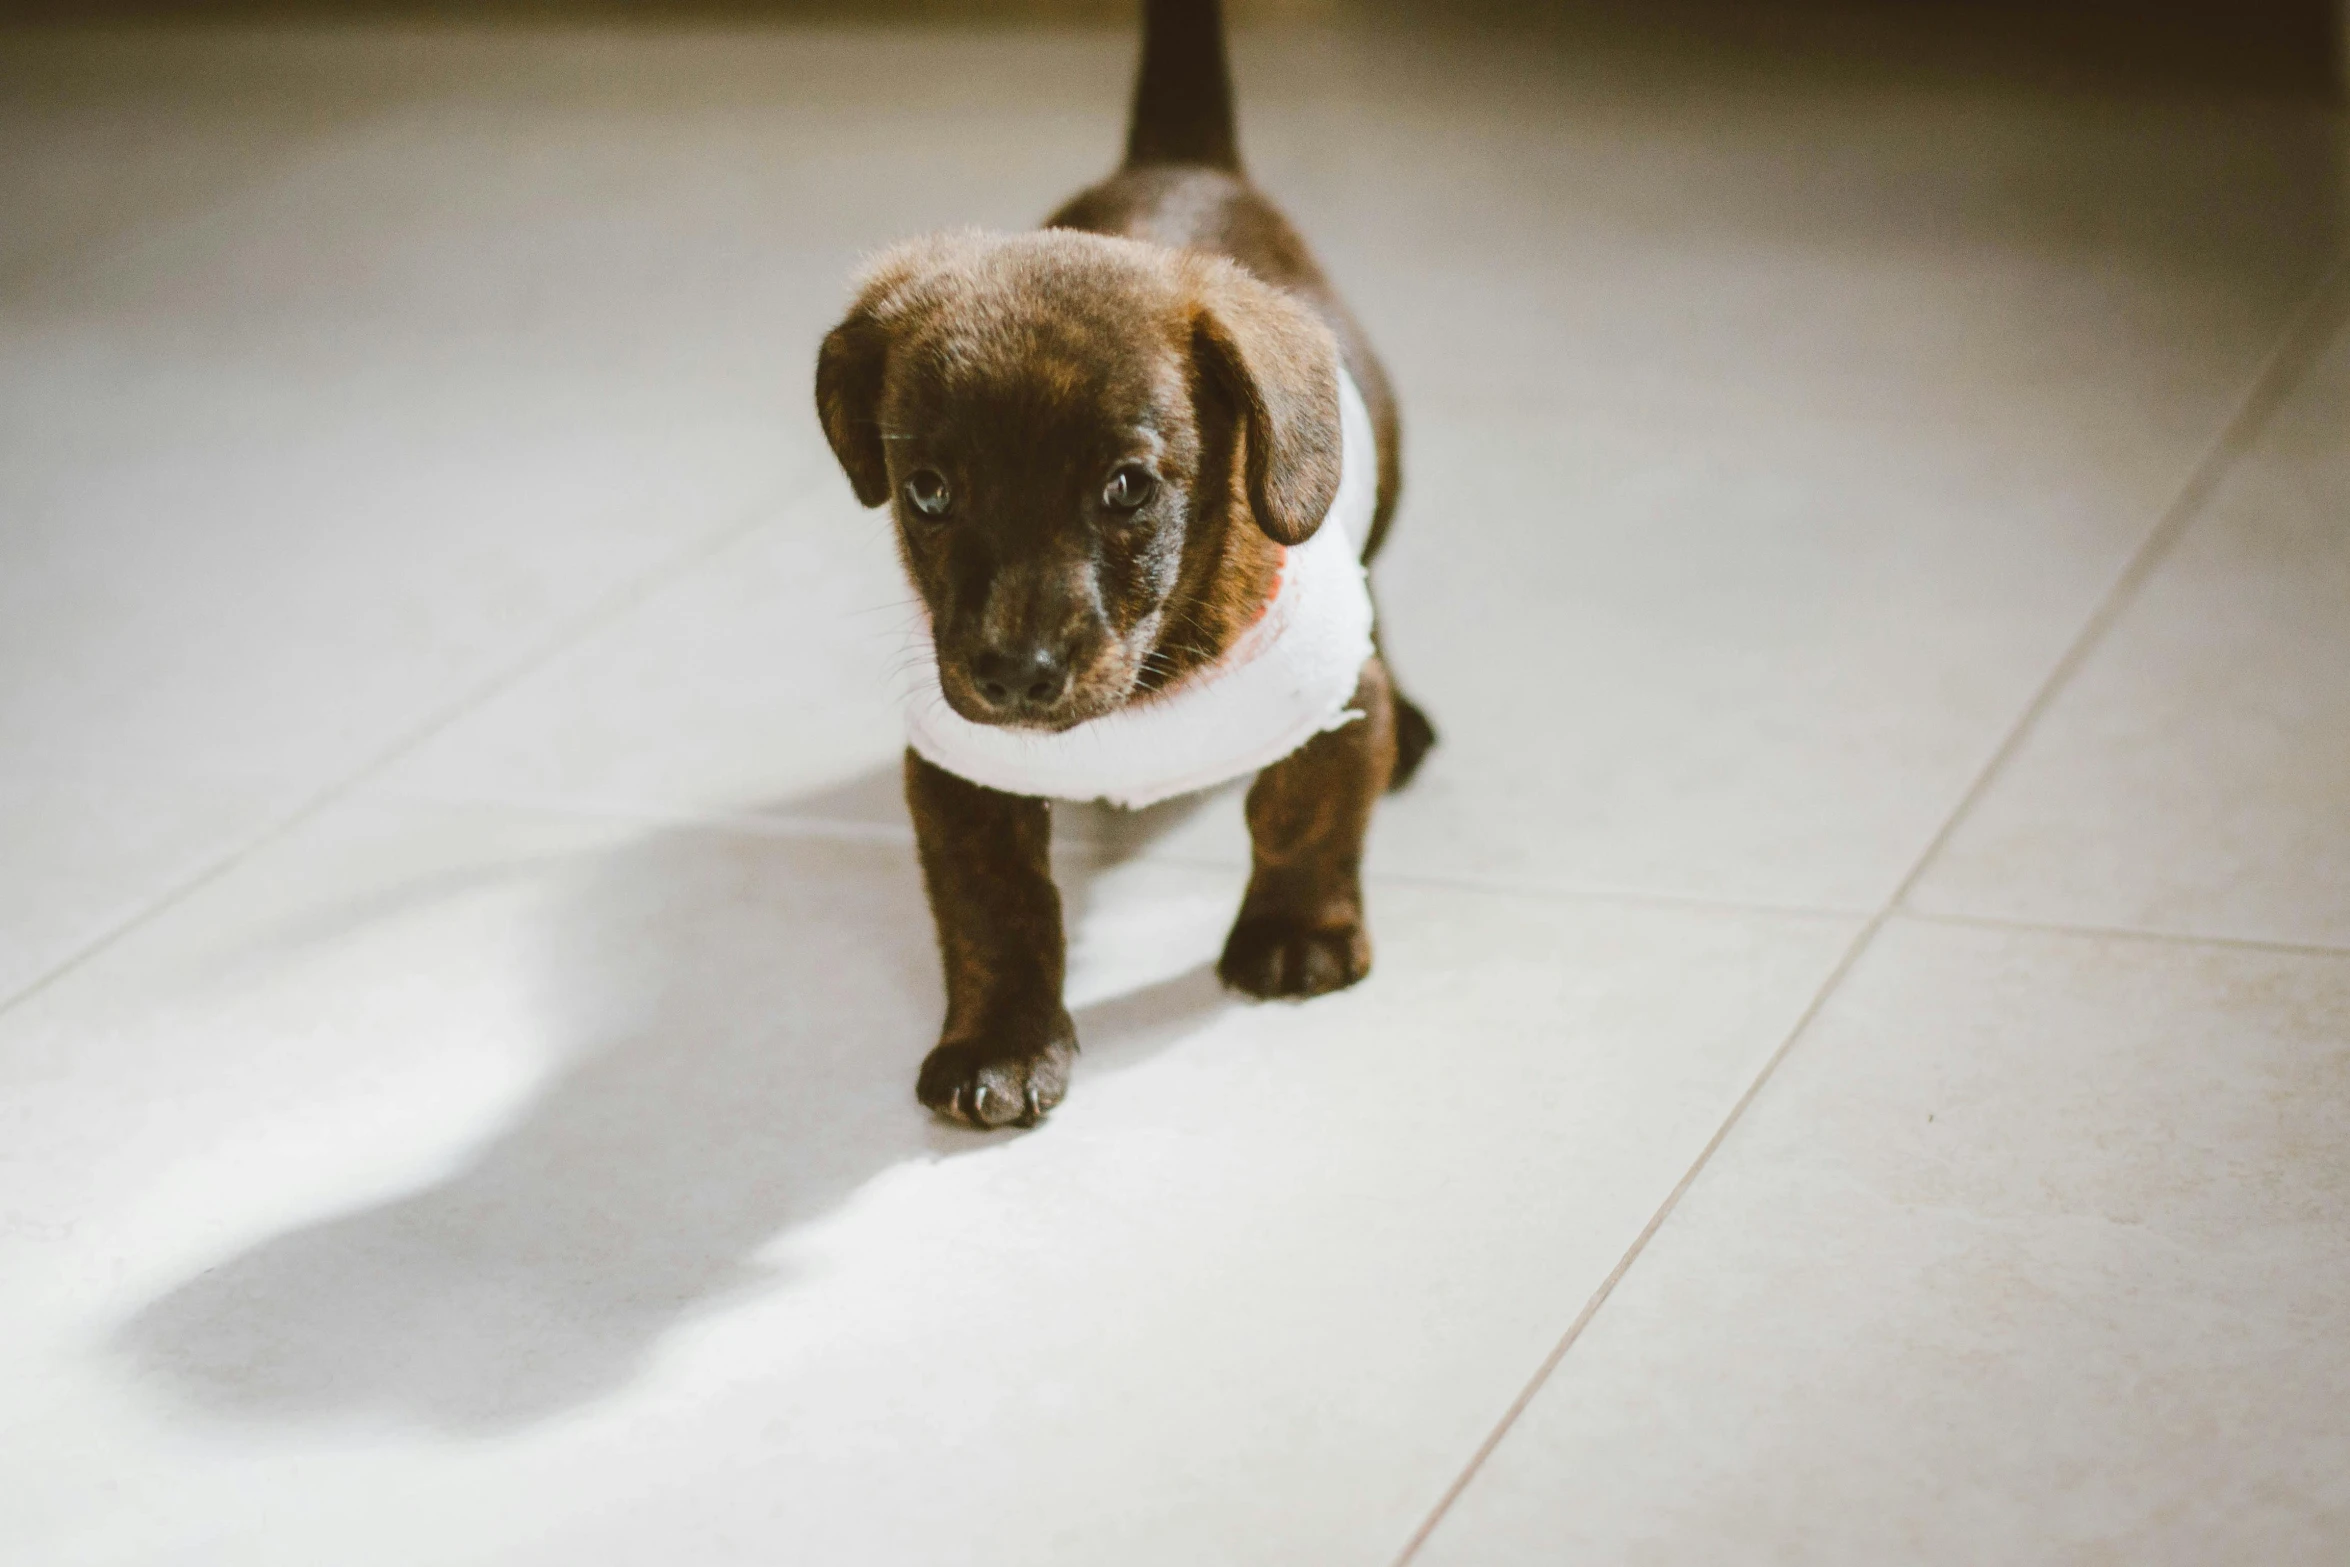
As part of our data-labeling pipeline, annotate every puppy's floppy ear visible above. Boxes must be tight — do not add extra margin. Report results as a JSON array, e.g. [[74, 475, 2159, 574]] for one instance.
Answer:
[[815, 233, 991, 508], [815, 307, 894, 508], [1191, 262, 1344, 546]]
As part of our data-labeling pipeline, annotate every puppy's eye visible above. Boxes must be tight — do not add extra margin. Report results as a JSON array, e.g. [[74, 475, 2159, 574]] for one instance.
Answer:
[[903, 469, 952, 518], [1102, 463, 1157, 512]]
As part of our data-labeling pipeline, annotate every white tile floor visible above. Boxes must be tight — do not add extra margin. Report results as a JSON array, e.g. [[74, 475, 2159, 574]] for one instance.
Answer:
[[0, 20, 2345, 1566]]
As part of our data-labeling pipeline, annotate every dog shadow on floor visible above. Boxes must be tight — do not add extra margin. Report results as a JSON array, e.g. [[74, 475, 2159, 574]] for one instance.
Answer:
[[116, 767, 1236, 1432]]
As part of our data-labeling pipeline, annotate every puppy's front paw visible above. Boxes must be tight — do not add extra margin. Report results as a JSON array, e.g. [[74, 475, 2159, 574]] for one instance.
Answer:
[[1218, 916, 1370, 1000], [917, 1017, 1077, 1128]]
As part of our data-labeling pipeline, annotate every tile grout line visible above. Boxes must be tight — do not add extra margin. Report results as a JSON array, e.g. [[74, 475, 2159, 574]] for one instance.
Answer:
[[1383, 908, 1886, 1567], [1179, 853, 1873, 923], [366, 782, 1886, 922], [1903, 908, 2350, 963], [0, 490, 803, 1029], [363, 789, 2350, 961], [364, 785, 932, 848], [1389, 250, 2350, 1566], [1890, 252, 2350, 914]]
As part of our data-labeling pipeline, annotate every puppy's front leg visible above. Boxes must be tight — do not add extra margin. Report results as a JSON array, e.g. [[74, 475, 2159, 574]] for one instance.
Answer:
[[1219, 656, 1397, 1000], [905, 749, 1074, 1127]]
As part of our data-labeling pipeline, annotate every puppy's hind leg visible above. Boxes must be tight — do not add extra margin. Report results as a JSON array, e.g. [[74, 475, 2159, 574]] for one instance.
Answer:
[[1388, 687, 1437, 792], [1219, 656, 1396, 1000], [1369, 599, 1436, 793]]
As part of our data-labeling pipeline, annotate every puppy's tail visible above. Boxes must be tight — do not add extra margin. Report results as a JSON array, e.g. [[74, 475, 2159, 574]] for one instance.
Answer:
[[1124, 0, 1241, 172]]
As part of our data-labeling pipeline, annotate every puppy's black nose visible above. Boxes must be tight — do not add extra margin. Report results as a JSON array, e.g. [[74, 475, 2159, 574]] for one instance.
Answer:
[[971, 643, 1069, 709]]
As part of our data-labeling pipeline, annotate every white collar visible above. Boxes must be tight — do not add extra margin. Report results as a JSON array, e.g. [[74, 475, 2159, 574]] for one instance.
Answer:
[[902, 368, 1377, 809]]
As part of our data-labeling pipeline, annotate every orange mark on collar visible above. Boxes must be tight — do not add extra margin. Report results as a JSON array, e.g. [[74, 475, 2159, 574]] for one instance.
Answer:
[[1241, 548, 1287, 631]]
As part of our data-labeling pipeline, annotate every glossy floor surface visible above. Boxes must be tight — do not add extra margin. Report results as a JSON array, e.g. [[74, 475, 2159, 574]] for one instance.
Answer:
[[2, 20, 2346, 1565]]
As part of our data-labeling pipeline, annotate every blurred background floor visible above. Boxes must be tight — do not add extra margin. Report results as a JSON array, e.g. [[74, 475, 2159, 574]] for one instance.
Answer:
[[1, 9, 2346, 1564]]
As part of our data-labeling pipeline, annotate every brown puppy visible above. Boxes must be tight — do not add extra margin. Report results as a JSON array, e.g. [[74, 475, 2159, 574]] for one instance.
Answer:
[[816, 0, 1433, 1127]]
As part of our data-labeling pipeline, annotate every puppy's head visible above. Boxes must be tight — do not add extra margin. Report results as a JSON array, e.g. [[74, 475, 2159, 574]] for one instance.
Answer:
[[816, 229, 1342, 729]]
